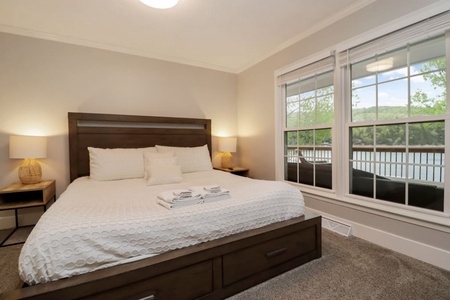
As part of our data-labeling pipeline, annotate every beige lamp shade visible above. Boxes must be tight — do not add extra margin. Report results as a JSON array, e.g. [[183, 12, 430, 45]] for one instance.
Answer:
[[218, 137, 237, 169], [10, 135, 47, 184], [218, 137, 237, 153]]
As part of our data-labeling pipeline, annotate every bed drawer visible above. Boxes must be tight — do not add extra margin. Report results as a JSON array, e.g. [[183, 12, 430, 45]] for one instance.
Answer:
[[222, 226, 316, 285], [90, 260, 213, 300]]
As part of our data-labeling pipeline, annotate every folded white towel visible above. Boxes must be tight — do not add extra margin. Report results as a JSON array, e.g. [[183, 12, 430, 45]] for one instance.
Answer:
[[203, 185, 221, 193], [157, 186, 230, 209], [157, 198, 204, 209], [204, 190, 229, 198], [189, 186, 230, 198], [157, 190, 202, 203], [172, 189, 192, 197]]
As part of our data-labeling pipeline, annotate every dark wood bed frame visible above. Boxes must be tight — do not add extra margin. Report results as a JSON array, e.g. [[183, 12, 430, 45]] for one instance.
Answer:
[[2, 112, 321, 300]]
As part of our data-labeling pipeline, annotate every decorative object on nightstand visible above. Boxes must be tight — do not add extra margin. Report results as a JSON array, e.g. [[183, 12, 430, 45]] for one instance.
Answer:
[[218, 137, 237, 169], [9, 135, 47, 184], [0, 180, 55, 247]]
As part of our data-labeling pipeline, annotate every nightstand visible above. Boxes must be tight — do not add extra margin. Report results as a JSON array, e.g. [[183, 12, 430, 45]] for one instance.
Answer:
[[0, 180, 56, 247], [214, 166, 249, 177]]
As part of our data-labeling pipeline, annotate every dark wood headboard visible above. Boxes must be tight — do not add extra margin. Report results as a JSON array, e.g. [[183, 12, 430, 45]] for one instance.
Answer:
[[68, 112, 212, 182]]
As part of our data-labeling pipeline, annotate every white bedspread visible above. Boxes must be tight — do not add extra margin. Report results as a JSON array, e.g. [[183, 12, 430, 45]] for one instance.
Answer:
[[19, 170, 304, 285]]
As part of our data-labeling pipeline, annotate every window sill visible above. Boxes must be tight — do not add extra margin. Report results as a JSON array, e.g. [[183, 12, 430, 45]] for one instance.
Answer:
[[287, 181, 450, 232]]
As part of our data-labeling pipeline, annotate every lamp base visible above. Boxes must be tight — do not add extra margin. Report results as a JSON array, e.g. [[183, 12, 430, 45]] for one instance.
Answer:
[[221, 152, 234, 169], [18, 159, 42, 184]]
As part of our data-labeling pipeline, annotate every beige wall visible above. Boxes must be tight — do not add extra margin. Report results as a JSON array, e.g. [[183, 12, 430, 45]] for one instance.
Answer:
[[237, 0, 443, 180], [0, 32, 237, 227], [237, 0, 450, 259]]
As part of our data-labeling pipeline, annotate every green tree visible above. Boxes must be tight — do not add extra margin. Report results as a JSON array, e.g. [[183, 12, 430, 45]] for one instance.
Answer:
[[411, 58, 446, 116]]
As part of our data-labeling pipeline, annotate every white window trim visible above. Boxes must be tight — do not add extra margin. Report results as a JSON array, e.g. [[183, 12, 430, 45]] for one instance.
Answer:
[[274, 4, 450, 228], [274, 49, 334, 183], [445, 29, 450, 214]]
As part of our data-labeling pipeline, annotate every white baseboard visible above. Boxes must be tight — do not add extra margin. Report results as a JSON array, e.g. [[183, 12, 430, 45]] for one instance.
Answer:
[[306, 207, 450, 271]]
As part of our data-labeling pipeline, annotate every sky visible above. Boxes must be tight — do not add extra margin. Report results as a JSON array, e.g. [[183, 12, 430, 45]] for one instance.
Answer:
[[352, 63, 444, 109]]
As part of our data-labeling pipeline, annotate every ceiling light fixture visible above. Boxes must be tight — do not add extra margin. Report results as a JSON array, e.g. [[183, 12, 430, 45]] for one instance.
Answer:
[[366, 57, 394, 72], [140, 0, 178, 9]]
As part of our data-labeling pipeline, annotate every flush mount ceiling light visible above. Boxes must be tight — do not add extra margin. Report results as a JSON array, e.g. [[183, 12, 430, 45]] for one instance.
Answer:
[[140, 0, 178, 9], [366, 57, 394, 72]]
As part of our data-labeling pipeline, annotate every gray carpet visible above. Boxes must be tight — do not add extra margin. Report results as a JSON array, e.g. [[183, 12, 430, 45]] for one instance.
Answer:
[[230, 230, 450, 300], [1, 230, 449, 299], [0, 244, 22, 295]]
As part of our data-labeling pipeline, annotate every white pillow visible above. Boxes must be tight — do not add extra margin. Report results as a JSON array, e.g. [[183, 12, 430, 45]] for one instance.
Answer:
[[146, 165, 183, 186], [156, 145, 213, 173], [88, 147, 156, 181], [143, 151, 175, 180], [144, 156, 178, 180]]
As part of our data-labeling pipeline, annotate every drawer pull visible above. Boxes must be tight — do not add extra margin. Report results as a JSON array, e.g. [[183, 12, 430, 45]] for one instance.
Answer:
[[266, 247, 287, 258], [138, 295, 155, 300]]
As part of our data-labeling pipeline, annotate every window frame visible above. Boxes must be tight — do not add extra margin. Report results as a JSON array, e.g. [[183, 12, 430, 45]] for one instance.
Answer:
[[345, 35, 447, 213], [275, 51, 338, 195], [284, 69, 334, 189], [274, 11, 450, 227]]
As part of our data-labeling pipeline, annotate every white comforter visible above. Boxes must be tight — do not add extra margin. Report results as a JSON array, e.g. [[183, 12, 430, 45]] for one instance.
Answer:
[[19, 170, 304, 285]]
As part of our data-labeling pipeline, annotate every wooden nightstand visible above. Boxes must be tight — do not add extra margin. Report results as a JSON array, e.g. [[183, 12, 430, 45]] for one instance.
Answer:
[[214, 166, 249, 177], [0, 180, 56, 247]]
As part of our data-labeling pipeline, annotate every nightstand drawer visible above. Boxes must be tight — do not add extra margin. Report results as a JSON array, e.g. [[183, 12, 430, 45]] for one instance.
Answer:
[[222, 226, 316, 285]]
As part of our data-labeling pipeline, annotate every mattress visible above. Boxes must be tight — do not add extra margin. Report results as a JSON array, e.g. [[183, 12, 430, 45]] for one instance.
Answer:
[[19, 170, 304, 285]]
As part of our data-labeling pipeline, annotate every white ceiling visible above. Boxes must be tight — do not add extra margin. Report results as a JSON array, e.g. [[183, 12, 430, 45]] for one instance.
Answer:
[[0, 0, 376, 73]]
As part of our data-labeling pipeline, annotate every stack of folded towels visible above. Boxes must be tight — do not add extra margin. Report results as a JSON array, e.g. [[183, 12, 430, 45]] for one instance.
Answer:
[[157, 189, 202, 209], [189, 185, 230, 200], [157, 185, 230, 209]]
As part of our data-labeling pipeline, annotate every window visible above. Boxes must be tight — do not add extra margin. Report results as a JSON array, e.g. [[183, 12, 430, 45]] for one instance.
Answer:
[[276, 11, 450, 221], [346, 35, 446, 212], [282, 58, 334, 189]]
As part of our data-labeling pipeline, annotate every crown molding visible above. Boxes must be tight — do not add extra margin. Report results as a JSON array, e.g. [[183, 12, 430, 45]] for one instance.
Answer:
[[0, 24, 236, 74]]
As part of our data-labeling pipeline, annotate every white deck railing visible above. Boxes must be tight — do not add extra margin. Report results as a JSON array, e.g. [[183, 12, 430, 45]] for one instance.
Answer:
[[286, 145, 445, 183]]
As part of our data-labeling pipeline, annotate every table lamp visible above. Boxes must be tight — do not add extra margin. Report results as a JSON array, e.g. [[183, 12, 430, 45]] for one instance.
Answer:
[[218, 137, 237, 169], [9, 135, 47, 184]]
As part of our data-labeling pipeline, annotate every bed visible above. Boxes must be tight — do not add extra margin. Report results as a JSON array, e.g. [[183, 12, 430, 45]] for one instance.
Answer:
[[3, 112, 321, 299]]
